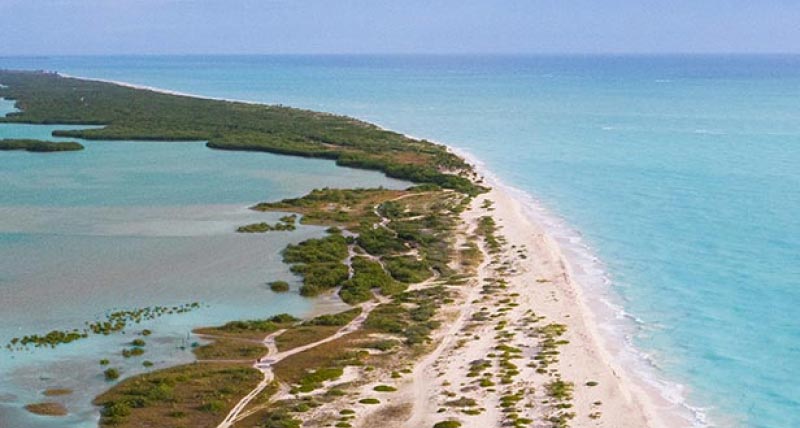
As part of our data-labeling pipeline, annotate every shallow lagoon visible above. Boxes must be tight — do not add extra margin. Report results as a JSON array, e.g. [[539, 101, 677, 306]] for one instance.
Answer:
[[0, 104, 409, 427]]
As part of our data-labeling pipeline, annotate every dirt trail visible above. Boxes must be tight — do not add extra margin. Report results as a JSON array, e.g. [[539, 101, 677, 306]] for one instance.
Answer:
[[216, 300, 379, 428]]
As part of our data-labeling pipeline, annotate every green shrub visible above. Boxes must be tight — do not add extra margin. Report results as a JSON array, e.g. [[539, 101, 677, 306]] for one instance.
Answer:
[[269, 281, 291, 292], [357, 227, 406, 256], [284, 234, 348, 264], [122, 347, 145, 358], [373, 385, 397, 392], [433, 421, 462, 428], [340, 257, 404, 303], [294, 262, 349, 296], [101, 401, 130, 418], [103, 368, 120, 381], [384, 256, 432, 283]]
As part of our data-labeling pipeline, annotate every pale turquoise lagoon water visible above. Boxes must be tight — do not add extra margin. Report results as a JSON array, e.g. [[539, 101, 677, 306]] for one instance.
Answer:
[[1, 56, 799, 427], [0, 97, 409, 427]]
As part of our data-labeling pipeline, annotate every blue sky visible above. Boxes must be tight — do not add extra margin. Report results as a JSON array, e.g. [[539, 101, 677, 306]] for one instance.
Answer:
[[1, 0, 798, 55]]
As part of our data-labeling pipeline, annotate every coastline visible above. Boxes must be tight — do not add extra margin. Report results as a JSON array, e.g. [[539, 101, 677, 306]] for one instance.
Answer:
[[449, 146, 704, 427], [56, 73, 289, 106], [19, 72, 701, 427]]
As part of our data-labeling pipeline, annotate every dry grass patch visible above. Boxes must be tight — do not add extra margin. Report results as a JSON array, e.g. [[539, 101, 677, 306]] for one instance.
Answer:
[[193, 337, 265, 360], [94, 363, 260, 427], [42, 388, 72, 397], [273, 330, 373, 386], [25, 402, 68, 416], [275, 325, 341, 352], [360, 402, 413, 426]]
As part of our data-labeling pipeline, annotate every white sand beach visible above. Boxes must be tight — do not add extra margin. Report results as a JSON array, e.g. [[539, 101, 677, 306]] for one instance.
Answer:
[[346, 167, 691, 427]]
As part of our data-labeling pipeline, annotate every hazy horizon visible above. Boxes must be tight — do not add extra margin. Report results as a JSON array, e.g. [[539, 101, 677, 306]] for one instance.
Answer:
[[1, 0, 799, 56], [3, 53, 800, 58]]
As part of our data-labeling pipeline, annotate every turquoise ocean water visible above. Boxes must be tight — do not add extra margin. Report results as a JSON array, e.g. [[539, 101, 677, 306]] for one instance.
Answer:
[[0, 56, 798, 427]]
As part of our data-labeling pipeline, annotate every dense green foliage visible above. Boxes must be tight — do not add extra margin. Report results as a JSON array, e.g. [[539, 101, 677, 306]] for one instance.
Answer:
[[104, 368, 120, 381], [283, 233, 348, 264], [365, 286, 449, 345], [282, 233, 350, 296], [0, 70, 483, 195], [383, 255, 433, 284], [340, 257, 405, 303], [256, 187, 463, 304], [356, 226, 407, 256], [292, 263, 349, 297], [268, 281, 291, 292], [237, 215, 297, 233], [215, 314, 299, 334], [0, 138, 83, 152]]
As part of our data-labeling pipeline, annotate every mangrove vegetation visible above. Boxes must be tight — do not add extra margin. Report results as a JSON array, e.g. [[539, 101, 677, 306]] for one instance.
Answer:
[[0, 70, 483, 195], [0, 138, 83, 152]]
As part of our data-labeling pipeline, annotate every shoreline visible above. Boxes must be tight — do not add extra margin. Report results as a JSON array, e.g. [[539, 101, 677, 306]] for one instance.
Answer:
[[56, 73, 289, 106], [38, 72, 701, 426], [460, 159, 700, 428], [452, 146, 706, 427], [450, 145, 713, 428]]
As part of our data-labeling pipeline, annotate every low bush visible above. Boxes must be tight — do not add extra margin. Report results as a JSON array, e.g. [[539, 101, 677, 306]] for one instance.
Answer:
[[269, 281, 291, 292], [104, 368, 120, 381]]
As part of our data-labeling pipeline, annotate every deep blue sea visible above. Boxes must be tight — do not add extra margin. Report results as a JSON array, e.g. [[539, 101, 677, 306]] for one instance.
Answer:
[[1, 55, 798, 428]]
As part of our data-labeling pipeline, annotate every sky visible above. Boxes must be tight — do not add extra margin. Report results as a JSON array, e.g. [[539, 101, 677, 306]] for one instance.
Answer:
[[1, 0, 799, 55]]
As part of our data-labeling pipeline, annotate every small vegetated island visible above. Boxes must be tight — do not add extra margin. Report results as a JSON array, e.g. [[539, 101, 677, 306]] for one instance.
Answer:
[[0, 71, 588, 428], [0, 138, 83, 152]]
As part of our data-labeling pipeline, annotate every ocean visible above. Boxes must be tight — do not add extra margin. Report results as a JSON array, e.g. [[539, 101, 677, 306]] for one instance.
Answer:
[[1, 55, 798, 428]]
